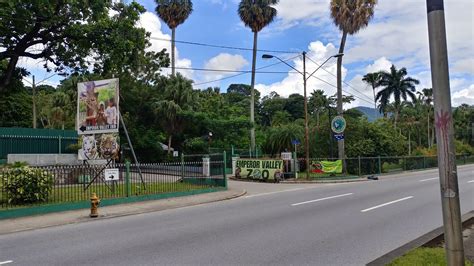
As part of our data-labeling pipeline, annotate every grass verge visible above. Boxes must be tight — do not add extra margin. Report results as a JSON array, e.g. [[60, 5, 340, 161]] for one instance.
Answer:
[[387, 247, 473, 266]]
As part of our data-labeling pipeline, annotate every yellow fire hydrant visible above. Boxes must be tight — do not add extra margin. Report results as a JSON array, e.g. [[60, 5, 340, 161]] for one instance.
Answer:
[[90, 193, 100, 218]]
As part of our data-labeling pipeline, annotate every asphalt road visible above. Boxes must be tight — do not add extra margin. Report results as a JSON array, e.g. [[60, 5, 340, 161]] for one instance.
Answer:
[[1, 165, 473, 265]]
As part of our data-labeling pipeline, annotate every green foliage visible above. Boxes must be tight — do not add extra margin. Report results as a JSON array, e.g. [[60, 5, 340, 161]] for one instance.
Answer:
[[2, 166, 54, 204], [387, 247, 473, 266]]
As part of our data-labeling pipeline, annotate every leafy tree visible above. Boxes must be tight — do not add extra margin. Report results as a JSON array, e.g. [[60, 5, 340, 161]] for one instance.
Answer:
[[238, 0, 279, 153], [376, 65, 419, 128], [0, 1, 156, 91], [309, 89, 331, 129], [284, 93, 305, 120], [264, 124, 304, 156], [330, 0, 377, 161], [417, 88, 434, 147], [155, 0, 193, 76]]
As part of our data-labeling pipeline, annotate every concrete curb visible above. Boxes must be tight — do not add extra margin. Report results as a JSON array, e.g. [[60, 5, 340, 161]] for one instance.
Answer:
[[367, 211, 474, 266], [0, 189, 247, 236]]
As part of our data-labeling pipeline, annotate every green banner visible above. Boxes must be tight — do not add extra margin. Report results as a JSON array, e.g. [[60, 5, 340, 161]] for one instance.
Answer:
[[235, 159, 283, 180], [311, 160, 343, 174]]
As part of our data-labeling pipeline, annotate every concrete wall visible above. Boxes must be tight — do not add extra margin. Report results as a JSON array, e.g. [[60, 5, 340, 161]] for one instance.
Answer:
[[7, 154, 107, 166]]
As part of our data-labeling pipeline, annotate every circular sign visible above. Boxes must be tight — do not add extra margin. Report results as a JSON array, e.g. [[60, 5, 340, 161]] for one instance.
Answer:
[[331, 116, 347, 134]]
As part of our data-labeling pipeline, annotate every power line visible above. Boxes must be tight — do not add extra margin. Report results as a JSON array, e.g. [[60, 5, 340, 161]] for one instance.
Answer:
[[194, 55, 301, 86], [163, 66, 298, 74], [306, 56, 375, 103], [149, 36, 301, 55]]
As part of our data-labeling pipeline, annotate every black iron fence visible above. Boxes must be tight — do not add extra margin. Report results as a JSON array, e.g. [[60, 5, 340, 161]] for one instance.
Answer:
[[0, 159, 226, 210]]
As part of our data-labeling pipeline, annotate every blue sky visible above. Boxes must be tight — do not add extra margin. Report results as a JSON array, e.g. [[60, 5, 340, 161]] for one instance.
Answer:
[[22, 0, 474, 107]]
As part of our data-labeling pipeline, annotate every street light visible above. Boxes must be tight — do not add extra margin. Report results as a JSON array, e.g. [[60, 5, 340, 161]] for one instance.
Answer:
[[262, 52, 343, 179]]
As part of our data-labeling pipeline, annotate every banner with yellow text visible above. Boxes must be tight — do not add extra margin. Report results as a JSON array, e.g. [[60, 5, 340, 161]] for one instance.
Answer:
[[235, 159, 283, 180]]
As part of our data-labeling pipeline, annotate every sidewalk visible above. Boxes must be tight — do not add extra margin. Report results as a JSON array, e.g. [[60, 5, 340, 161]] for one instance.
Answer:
[[0, 188, 246, 235]]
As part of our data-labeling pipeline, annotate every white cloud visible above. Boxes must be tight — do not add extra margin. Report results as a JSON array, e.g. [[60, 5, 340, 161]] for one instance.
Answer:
[[452, 84, 474, 106], [365, 57, 392, 73], [256, 41, 343, 98], [274, 0, 331, 31], [138, 12, 194, 79], [200, 53, 248, 83]]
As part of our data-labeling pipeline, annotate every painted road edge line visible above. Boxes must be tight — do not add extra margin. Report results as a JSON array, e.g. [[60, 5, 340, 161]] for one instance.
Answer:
[[468, 180, 474, 183], [361, 196, 414, 213], [243, 188, 308, 199], [0, 261, 13, 265], [291, 193, 353, 206], [419, 177, 438, 182]]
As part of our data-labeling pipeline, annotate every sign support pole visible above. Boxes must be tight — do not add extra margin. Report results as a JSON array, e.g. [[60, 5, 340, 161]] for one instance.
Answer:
[[119, 111, 146, 190]]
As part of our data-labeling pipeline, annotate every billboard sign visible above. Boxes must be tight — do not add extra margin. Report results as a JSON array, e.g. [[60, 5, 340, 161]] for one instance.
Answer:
[[235, 159, 283, 180], [77, 78, 119, 135], [310, 160, 343, 174], [78, 133, 120, 161]]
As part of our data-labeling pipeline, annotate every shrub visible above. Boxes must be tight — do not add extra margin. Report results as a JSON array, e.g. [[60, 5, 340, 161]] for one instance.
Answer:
[[2, 167, 54, 204]]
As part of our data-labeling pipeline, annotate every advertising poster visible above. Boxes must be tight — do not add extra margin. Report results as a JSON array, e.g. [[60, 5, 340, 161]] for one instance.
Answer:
[[77, 78, 119, 135], [311, 160, 343, 174], [78, 133, 120, 161], [235, 159, 283, 180]]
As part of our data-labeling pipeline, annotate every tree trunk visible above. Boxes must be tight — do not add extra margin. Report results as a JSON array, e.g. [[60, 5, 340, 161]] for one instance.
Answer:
[[337, 31, 347, 164], [0, 55, 19, 92], [249, 31, 258, 154], [171, 28, 176, 77], [167, 135, 172, 155], [394, 110, 399, 129], [372, 86, 377, 112], [408, 131, 411, 155]]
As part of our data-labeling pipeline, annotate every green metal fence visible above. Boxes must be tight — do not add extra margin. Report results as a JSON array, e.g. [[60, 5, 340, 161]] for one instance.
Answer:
[[296, 154, 474, 178], [0, 155, 227, 217], [0, 127, 78, 162]]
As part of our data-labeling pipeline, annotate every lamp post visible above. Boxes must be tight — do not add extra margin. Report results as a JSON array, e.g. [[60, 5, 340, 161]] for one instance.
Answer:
[[262, 52, 343, 179]]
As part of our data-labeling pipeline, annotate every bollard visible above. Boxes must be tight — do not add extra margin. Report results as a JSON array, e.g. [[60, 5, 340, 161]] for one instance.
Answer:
[[90, 193, 100, 218]]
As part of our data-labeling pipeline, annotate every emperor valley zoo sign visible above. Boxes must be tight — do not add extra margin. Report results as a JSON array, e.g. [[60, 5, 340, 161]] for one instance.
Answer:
[[235, 159, 283, 181]]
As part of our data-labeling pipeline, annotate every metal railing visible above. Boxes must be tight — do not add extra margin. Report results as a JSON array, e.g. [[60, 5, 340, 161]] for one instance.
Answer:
[[0, 159, 226, 210], [297, 154, 474, 177]]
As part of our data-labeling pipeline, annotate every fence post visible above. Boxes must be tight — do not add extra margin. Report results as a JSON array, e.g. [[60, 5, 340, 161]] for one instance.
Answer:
[[464, 154, 467, 165], [358, 156, 361, 176], [181, 152, 185, 180], [378, 156, 382, 175], [58, 135, 62, 154], [125, 160, 131, 197], [223, 151, 227, 189]]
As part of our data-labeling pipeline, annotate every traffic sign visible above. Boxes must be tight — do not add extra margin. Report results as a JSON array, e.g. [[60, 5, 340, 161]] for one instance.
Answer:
[[291, 139, 301, 145], [334, 133, 344, 141], [331, 116, 347, 134], [104, 168, 119, 181]]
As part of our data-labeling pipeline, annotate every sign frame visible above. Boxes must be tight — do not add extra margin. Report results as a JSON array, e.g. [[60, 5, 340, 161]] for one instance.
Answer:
[[331, 116, 347, 134]]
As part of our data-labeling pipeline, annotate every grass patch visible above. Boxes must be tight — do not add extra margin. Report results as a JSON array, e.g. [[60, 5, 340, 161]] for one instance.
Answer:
[[0, 182, 213, 210], [387, 247, 473, 266], [297, 172, 359, 180]]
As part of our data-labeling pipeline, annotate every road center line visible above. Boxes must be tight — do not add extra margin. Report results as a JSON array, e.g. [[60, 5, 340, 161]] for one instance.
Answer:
[[419, 177, 438, 182], [0, 261, 13, 265], [291, 193, 353, 206], [468, 180, 474, 183], [361, 196, 414, 213]]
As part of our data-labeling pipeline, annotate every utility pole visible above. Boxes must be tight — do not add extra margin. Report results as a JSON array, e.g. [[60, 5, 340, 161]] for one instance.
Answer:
[[302, 52, 310, 179], [32, 75, 37, 129], [426, 0, 464, 265]]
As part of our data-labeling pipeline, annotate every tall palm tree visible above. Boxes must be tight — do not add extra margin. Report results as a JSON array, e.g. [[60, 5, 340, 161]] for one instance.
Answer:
[[155, 0, 193, 76], [330, 0, 377, 161], [238, 0, 278, 154], [362, 72, 381, 111], [376, 65, 419, 128]]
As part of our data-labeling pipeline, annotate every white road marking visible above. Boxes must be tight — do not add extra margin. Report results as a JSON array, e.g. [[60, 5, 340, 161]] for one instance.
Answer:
[[361, 196, 414, 213], [0, 261, 13, 265], [468, 180, 474, 183], [243, 188, 308, 198], [419, 177, 438, 182], [291, 193, 353, 206]]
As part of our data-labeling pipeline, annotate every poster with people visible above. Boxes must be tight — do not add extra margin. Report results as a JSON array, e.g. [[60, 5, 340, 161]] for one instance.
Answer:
[[78, 133, 120, 161], [77, 78, 119, 135]]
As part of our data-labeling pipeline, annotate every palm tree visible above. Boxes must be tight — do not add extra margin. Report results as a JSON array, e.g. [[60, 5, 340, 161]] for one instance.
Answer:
[[155, 0, 193, 76], [154, 73, 195, 154], [362, 72, 381, 111], [238, 0, 278, 154], [330, 0, 377, 161], [417, 88, 433, 148], [309, 89, 330, 130], [375, 65, 419, 128]]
